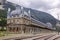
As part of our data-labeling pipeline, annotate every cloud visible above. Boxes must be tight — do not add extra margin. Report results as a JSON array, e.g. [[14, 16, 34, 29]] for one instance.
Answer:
[[48, 8, 60, 19], [7, 0, 60, 20], [7, 0, 31, 7]]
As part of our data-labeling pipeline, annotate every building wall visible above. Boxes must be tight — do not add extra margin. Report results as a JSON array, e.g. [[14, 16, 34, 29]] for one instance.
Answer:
[[7, 17, 53, 34]]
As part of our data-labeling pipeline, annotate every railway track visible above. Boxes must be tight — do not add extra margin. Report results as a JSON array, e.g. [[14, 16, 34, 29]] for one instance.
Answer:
[[33, 34, 60, 40], [3, 34, 60, 40], [3, 34, 42, 40], [53, 36, 60, 40], [22, 34, 53, 40], [33, 34, 55, 40]]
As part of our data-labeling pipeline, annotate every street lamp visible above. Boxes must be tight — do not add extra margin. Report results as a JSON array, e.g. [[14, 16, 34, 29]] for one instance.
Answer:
[[56, 13, 60, 35], [56, 22, 60, 35]]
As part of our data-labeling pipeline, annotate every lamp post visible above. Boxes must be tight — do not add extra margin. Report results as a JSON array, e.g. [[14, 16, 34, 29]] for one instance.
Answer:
[[56, 13, 60, 35], [56, 22, 60, 35]]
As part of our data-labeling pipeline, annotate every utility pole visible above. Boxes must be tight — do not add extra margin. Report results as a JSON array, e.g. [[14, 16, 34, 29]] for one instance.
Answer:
[[56, 13, 60, 35], [57, 13, 59, 20]]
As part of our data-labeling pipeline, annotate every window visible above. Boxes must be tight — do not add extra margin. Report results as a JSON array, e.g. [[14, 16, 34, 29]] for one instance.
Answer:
[[12, 16, 13, 18], [13, 20, 15, 23], [16, 15, 19, 17], [15, 19, 19, 23], [11, 20, 13, 23], [17, 19, 20, 24], [15, 19, 17, 23], [13, 15, 15, 17], [7, 20, 10, 23]]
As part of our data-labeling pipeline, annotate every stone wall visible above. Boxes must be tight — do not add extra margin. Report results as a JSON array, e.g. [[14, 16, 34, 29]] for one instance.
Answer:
[[7, 17, 53, 34]]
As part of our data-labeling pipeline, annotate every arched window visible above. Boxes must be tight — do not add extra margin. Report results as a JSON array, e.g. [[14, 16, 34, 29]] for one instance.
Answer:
[[11, 20, 13, 23], [7, 20, 10, 23]]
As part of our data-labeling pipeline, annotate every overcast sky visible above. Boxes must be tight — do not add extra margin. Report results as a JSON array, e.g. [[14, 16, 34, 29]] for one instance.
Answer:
[[7, 0, 60, 20]]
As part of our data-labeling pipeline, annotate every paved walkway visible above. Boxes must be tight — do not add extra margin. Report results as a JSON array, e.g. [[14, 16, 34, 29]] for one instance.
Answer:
[[0, 33, 41, 40]]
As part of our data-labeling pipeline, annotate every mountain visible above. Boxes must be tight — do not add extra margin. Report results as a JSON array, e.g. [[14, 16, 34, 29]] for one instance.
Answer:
[[5, 1, 58, 26], [24, 8, 57, 26], [0, 10, 7, 18], [0, 9, 7, 27]]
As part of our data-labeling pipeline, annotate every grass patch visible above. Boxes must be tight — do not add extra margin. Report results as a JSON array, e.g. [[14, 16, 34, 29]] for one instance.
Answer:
[[0, 32, 5, 37]]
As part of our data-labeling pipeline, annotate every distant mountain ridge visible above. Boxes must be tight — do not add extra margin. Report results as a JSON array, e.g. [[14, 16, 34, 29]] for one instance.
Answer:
[[5, 1, 58, 26]]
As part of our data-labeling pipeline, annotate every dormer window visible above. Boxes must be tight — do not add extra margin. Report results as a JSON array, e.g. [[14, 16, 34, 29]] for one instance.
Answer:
[[12, 16, 13, 18], [16, 15, 19, 18], [13, 15, 15, 17]]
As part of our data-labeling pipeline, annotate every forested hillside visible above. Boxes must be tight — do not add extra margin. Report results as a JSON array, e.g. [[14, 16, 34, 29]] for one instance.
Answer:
[[0, 10, 7, 27]]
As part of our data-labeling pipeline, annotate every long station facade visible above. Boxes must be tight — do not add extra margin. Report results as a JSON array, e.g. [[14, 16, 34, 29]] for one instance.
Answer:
[[7, 4, 54, 34]]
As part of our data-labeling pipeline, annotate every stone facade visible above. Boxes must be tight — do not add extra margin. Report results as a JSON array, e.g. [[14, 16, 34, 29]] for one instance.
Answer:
[[7, 16, 53, 34]]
